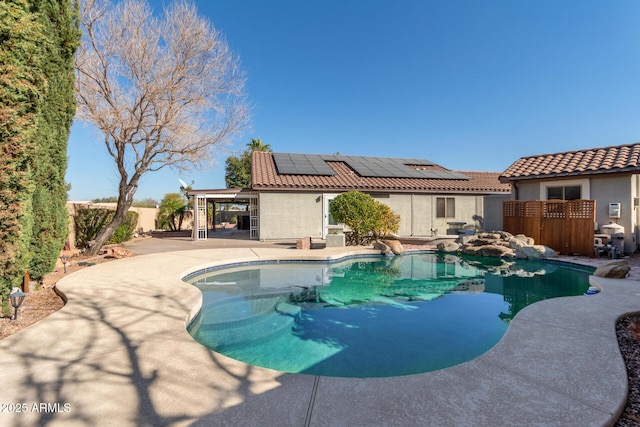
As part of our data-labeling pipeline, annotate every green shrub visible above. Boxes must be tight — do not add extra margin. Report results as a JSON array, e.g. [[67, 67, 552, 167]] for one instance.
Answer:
[[371, 203, 400, 238], [329, 191, 400, 245], [75, 208, 138, 248], [108, 211, 138, 244]]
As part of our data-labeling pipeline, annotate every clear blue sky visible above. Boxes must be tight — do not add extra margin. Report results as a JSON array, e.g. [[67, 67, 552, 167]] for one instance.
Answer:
[[66, 0, 640, 201]]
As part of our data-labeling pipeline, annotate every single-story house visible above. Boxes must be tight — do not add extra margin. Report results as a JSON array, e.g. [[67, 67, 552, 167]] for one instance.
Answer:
[[188, 152, 510, 240], [499, 142, 640, 254]]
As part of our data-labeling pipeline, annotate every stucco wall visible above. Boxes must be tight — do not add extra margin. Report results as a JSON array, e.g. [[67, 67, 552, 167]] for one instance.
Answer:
[[258, 191, 495, 239], [382, 194, 486, 236], [258, 192, 323, 239], [484, 194, 510, 232], [511, 181, 539, 201], [509, 174, 638, 254], [591, 175, 634, 251]]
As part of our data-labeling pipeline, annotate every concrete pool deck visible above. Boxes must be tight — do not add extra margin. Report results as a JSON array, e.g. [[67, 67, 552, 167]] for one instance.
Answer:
[[0, 237, 639, 426]]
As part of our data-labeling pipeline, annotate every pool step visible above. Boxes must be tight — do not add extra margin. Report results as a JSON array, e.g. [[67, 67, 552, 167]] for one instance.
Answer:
[[193, 299, 300, 347], [199, 292, 291, 327]]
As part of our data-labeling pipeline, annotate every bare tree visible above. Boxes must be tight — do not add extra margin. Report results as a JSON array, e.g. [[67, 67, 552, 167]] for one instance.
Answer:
[[75, 0, 249, 254]]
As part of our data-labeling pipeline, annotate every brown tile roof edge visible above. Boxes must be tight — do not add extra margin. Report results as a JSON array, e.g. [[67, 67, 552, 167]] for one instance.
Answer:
[[252, 151, 510, 194], [500, 142, 640, 182]]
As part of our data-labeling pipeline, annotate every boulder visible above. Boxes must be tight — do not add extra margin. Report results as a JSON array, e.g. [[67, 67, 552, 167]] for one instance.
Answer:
[[462, 246, 482, 256], [594, 260, 631, 279], [496, 231, 514, 240], [466, 237, 500, 247], [514, 245, 558, 259], [477, 232, 503, 240], [381, 239, 404, 255], [108, 247, 134, 259], [373, 240, 392, 256], [507, 235, 535, 249], [478, 245, 514, 258], [456, 235, 475, 245], [437, 241, 460, 253], [462, 244, 513, 258]]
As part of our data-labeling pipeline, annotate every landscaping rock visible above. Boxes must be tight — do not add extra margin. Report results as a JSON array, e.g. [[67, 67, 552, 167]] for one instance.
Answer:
[[381, 239, 404, 255], [515, 245, 558, 259], [109, 247, 134, 259], [373, 240, 392, 255], [456, 235, 475, 245], [478, 232, 503, 240], [461, 246, 482, 256], [594, 260, 631, 279], [437, 230, 560, 261], [437, 241, 460, 253], [462, 244, 513, 258], [479, 245, 514, 258], [466, 237, 500, 247], [507, 234, 535, 249]]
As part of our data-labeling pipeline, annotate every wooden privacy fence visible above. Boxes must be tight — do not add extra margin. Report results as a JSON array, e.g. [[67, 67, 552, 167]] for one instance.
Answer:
[[503, 200, 596, 256]]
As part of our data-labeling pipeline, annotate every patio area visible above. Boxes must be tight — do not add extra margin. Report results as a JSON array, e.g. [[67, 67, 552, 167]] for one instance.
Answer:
[[0, 239, 637, 426]]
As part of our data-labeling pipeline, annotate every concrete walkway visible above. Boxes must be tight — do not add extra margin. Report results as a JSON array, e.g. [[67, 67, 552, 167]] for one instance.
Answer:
[[0, 236, 637, 426]]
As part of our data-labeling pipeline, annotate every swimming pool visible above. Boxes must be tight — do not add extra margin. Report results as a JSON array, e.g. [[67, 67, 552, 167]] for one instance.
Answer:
[[187, 253, 592, 378]]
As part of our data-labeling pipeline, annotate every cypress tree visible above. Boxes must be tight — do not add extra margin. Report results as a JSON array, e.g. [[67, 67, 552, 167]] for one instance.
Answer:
[[0, 0, 45, 297], [0, 0, 79, 300], [27, 0, 80, 281]]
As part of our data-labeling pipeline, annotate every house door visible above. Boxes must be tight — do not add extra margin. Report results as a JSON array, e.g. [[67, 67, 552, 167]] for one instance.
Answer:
[[322, 194, 339, 238]]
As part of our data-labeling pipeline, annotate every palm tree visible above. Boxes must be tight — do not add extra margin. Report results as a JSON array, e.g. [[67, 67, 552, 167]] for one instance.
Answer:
[[157, 193, 192, 231], [247, 138, 271, 152]]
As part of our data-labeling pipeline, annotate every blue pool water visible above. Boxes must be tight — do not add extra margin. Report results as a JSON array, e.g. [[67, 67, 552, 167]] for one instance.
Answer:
[[187, 253, 592, 378]]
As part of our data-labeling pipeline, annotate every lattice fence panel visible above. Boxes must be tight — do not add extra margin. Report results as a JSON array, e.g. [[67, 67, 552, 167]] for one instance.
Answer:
[[503, 200, 596, 256]]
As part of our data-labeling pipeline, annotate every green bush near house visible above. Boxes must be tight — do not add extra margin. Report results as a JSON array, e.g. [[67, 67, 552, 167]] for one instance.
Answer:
[[329, 191, 400, 246]]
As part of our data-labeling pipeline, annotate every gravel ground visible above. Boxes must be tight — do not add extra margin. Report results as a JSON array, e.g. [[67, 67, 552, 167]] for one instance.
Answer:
[[615, 316, 640, 426], [0, 253, 111, 339]]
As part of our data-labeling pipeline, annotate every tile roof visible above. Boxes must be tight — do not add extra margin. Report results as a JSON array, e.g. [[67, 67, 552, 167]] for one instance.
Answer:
[[500, 142, 640, 182], [252, 152, 510, 194]]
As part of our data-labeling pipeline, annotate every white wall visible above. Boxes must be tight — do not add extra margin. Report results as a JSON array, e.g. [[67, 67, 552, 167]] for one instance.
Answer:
[[258, 191, 496, 239], [258, 192, 324, 239]]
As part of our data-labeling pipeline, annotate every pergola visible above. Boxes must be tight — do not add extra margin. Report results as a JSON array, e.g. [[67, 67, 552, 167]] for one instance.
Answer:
[[185, 188, 259, 240]]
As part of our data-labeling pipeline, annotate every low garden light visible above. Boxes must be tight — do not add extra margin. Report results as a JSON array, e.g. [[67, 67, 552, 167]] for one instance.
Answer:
[[60, 254, 69, 273], [9, 288, 26, 321]]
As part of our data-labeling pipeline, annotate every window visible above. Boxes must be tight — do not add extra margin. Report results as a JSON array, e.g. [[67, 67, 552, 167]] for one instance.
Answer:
[[436, 197, 455, 218], [547, 185, 581, 200]]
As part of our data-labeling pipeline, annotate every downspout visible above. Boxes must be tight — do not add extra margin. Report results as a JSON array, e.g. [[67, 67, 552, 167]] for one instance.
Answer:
[[430, 195, 435, 234], [411, 193, 414, 236]]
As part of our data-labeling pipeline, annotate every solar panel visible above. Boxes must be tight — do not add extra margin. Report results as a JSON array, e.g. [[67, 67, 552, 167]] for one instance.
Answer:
[[273, 153, 336, 176], [272, 153, 469, 180], [341, 156, 469, 180]]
